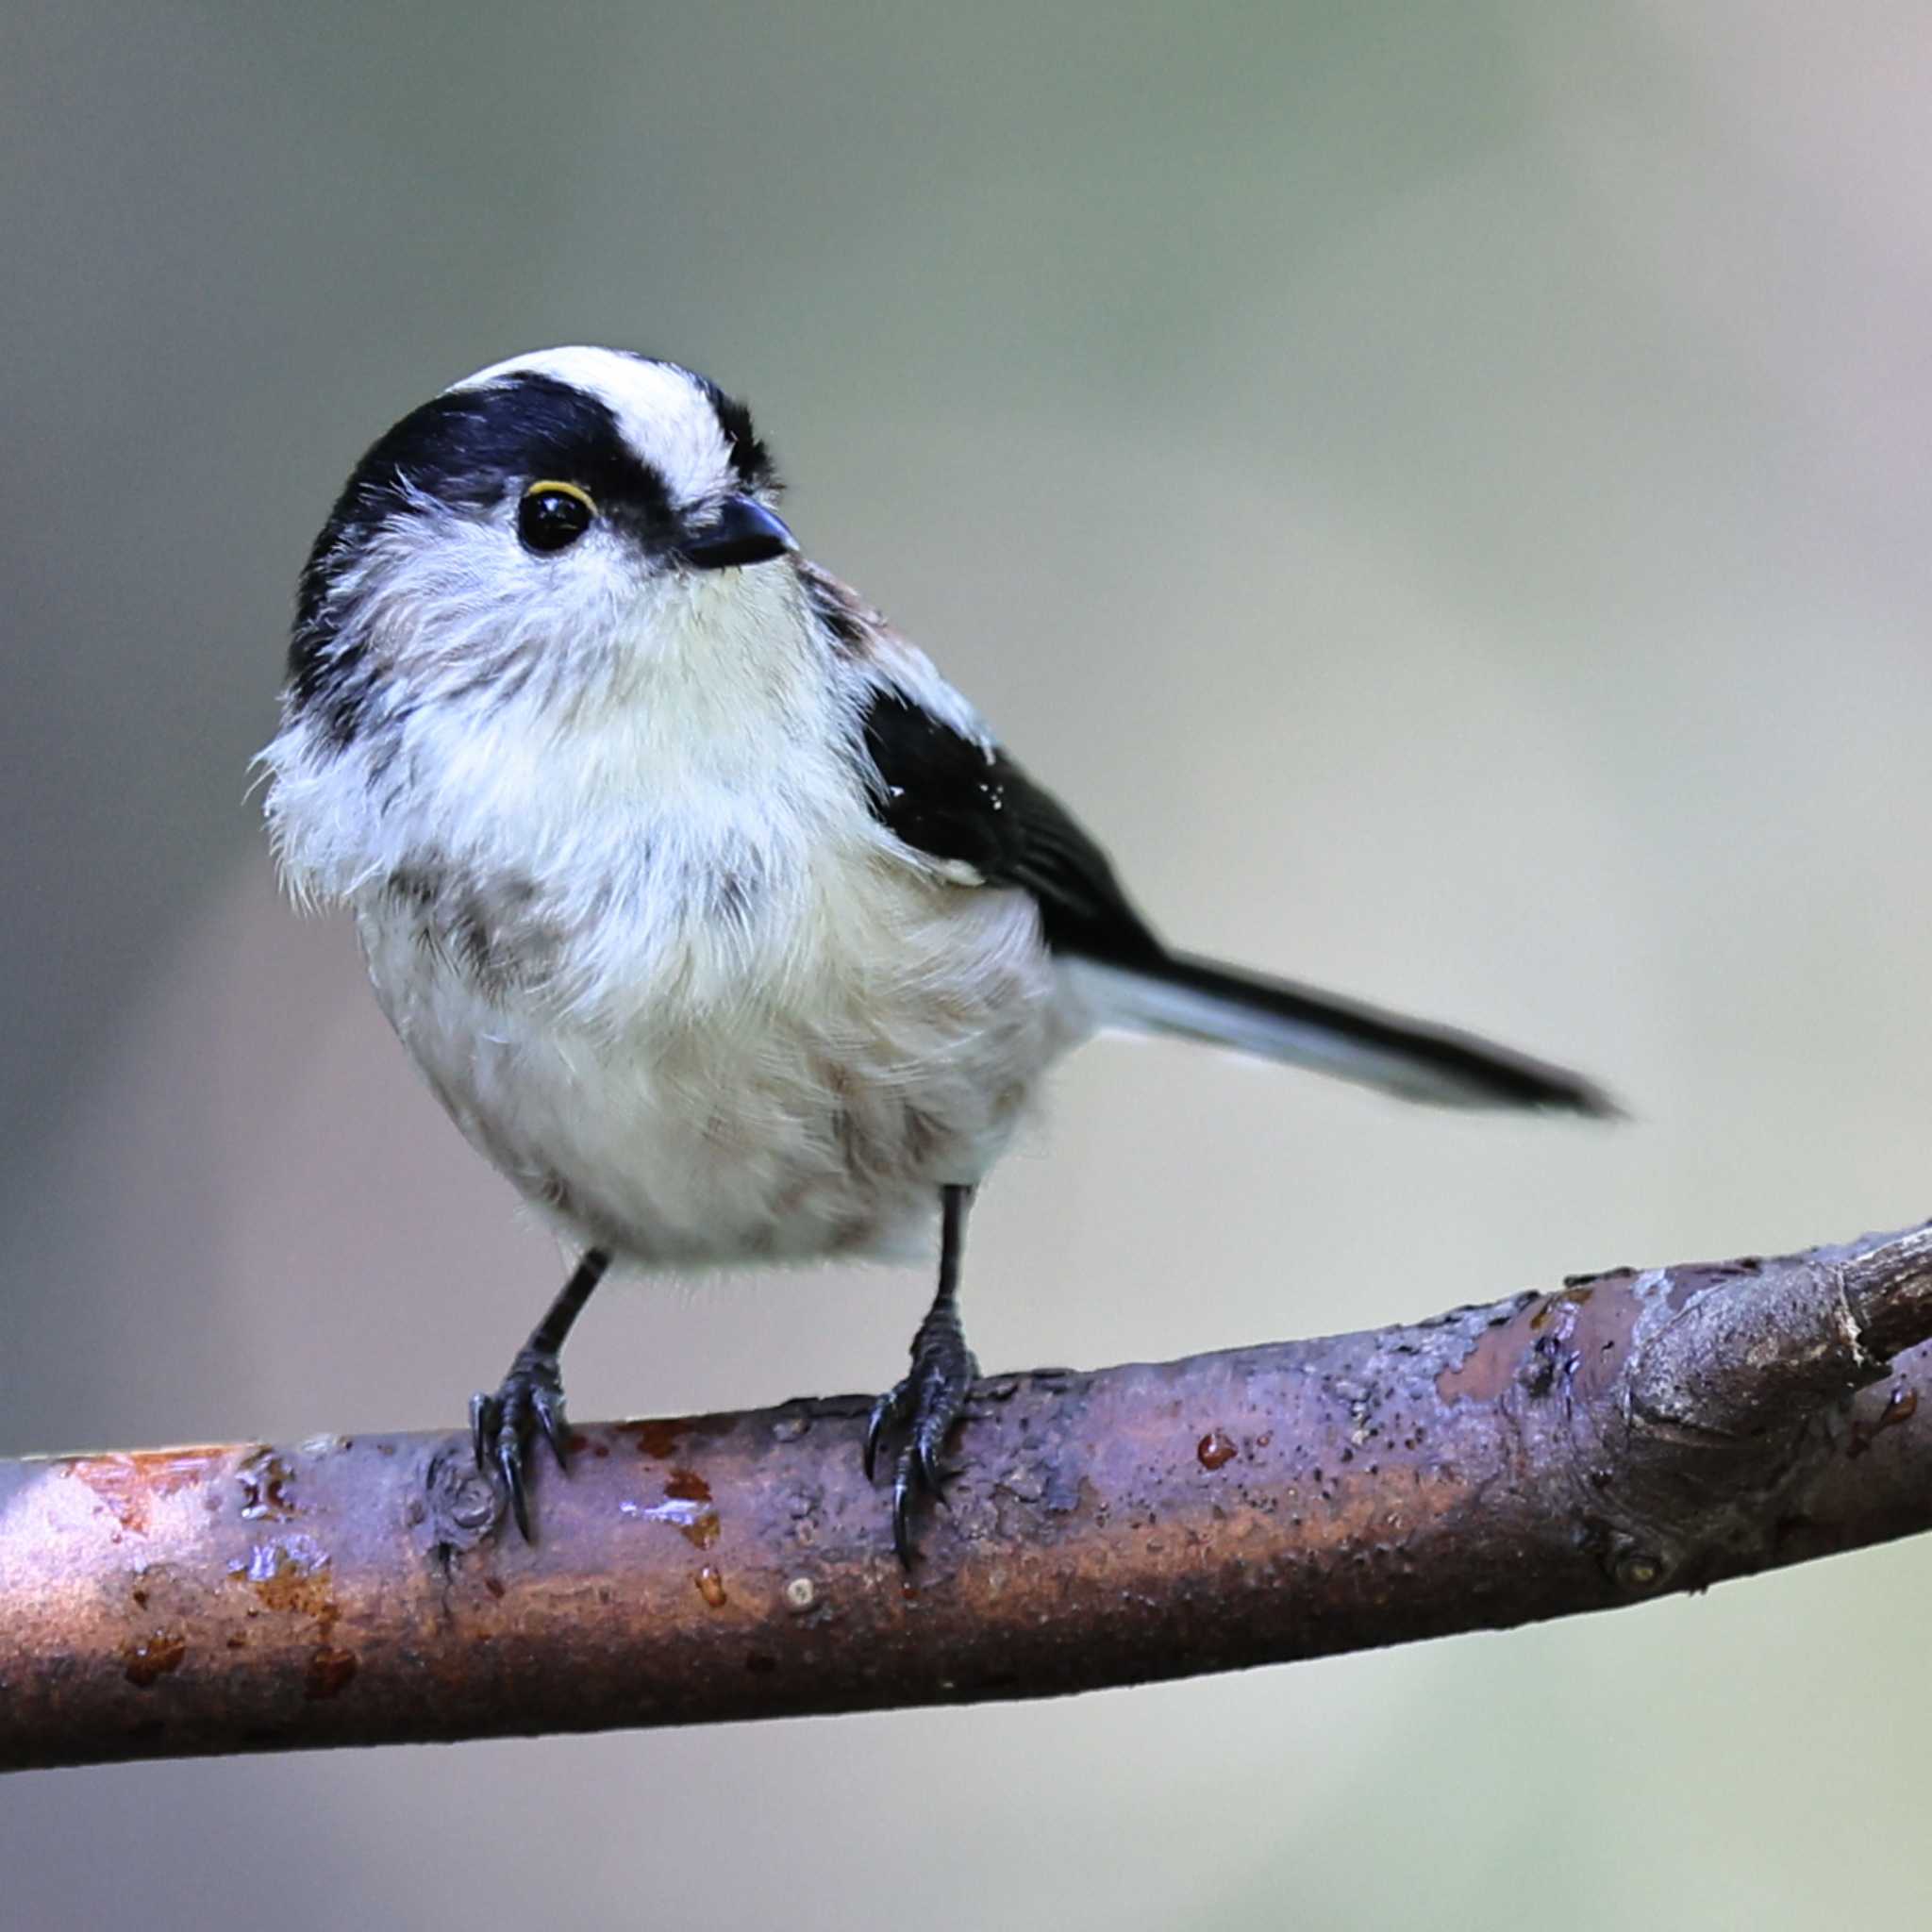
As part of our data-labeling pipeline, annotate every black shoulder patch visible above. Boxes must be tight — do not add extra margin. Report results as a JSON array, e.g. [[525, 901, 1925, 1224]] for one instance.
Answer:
[[860, 689, 1164, 965]]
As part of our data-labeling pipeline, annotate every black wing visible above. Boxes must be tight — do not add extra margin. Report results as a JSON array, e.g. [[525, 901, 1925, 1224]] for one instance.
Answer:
[[861, 688, 1166, 968], [858, 685, 1613, 1116]]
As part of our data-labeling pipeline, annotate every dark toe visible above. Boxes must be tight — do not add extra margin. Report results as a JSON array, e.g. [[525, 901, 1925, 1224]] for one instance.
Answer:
[[866, 1342, 978, 1565], [863, 1386, 903, 1484], [469, 1390, 498, 1476], [532, 1381, 570, 1470], [891, 1450, 922, 1565], [497, 1430, 531, 1541], [471, 1351, 570, 1542]]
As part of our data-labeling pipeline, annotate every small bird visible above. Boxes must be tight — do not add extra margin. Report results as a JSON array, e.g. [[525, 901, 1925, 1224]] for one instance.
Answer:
[[260, 346, 1611, 1560]]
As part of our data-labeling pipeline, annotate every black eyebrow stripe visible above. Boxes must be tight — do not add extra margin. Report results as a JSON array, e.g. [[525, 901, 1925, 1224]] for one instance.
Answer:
[[288, 372, 676, 747], [339, 372, 674, 526], [683, 367, 779, 492]]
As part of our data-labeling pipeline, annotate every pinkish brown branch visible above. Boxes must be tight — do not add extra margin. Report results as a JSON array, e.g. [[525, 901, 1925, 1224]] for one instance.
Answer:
[[4, 1217, 1931, 1773]]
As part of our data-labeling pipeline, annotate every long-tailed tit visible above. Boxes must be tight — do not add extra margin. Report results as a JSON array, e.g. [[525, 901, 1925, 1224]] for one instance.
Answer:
[[259, 347, 1612, 1560]]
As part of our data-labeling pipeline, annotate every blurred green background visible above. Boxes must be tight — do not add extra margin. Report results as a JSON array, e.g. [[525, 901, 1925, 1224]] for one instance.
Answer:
[[6, 2, 1931, 1924]]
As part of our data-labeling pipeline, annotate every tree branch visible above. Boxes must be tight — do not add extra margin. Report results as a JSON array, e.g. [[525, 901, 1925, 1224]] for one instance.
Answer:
[[7, 1218, 1932, 1773]]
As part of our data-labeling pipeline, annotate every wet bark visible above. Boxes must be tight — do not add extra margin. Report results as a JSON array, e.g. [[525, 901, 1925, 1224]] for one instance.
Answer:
[[5, 1219, 1931, 1773]]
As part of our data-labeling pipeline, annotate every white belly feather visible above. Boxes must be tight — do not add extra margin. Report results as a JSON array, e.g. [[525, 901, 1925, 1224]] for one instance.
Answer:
[[358, 842, 1075, 1269]]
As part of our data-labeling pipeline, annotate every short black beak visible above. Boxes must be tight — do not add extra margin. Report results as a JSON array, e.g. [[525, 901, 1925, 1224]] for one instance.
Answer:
[[677, 496, 797, 571]]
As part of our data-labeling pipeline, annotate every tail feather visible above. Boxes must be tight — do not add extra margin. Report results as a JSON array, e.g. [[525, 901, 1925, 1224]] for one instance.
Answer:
[[1070, 950, 1615, 1117]]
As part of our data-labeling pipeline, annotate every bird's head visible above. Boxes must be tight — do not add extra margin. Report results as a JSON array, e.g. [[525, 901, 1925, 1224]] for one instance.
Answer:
[[286, 346, 798, 750]]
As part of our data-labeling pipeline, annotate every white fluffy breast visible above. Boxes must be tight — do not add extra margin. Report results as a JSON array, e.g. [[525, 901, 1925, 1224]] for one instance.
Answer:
[[358, 838, 1065, 1269], [268, 562, 1082, 1272]]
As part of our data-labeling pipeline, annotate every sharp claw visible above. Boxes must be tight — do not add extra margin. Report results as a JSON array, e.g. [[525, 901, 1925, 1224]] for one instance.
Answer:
[[534, 1387, 570, 1471], [863, 1394, 893, 1484], [499, 1436, 532, 1542], [891, 1461, 918, 1567], [915, 1430, 946, 1495], [469, 1391, 495, 1476]]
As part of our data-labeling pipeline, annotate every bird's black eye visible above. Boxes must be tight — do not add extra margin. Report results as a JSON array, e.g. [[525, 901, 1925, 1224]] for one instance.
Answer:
[[517, 480, 596, 554]]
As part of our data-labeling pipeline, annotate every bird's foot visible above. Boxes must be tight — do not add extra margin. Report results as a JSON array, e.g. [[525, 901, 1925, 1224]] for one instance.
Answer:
[[864, 1312, 978, 1565], [470, 1345, 571, 1541]]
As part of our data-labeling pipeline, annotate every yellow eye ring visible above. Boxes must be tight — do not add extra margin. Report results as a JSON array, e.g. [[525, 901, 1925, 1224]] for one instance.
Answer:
[[523, 478, 597, 513], [518, 479, 598, 553]]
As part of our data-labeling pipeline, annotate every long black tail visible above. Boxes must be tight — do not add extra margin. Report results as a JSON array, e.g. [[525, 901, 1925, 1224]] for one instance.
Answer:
[[1070, 949, 1615, 1116]]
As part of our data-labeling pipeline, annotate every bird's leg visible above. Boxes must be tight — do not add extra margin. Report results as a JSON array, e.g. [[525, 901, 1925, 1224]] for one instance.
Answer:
[[865, 1184, 978, 1563], [470, 1246, 610, 1541]]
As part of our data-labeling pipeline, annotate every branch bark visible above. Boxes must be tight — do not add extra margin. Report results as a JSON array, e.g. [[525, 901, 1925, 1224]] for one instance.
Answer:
[[7, 1219, 1932, 1773]]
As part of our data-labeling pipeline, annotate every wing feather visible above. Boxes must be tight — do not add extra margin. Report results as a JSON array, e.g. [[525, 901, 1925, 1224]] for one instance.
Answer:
[[813, 566, 1612, 1116]]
